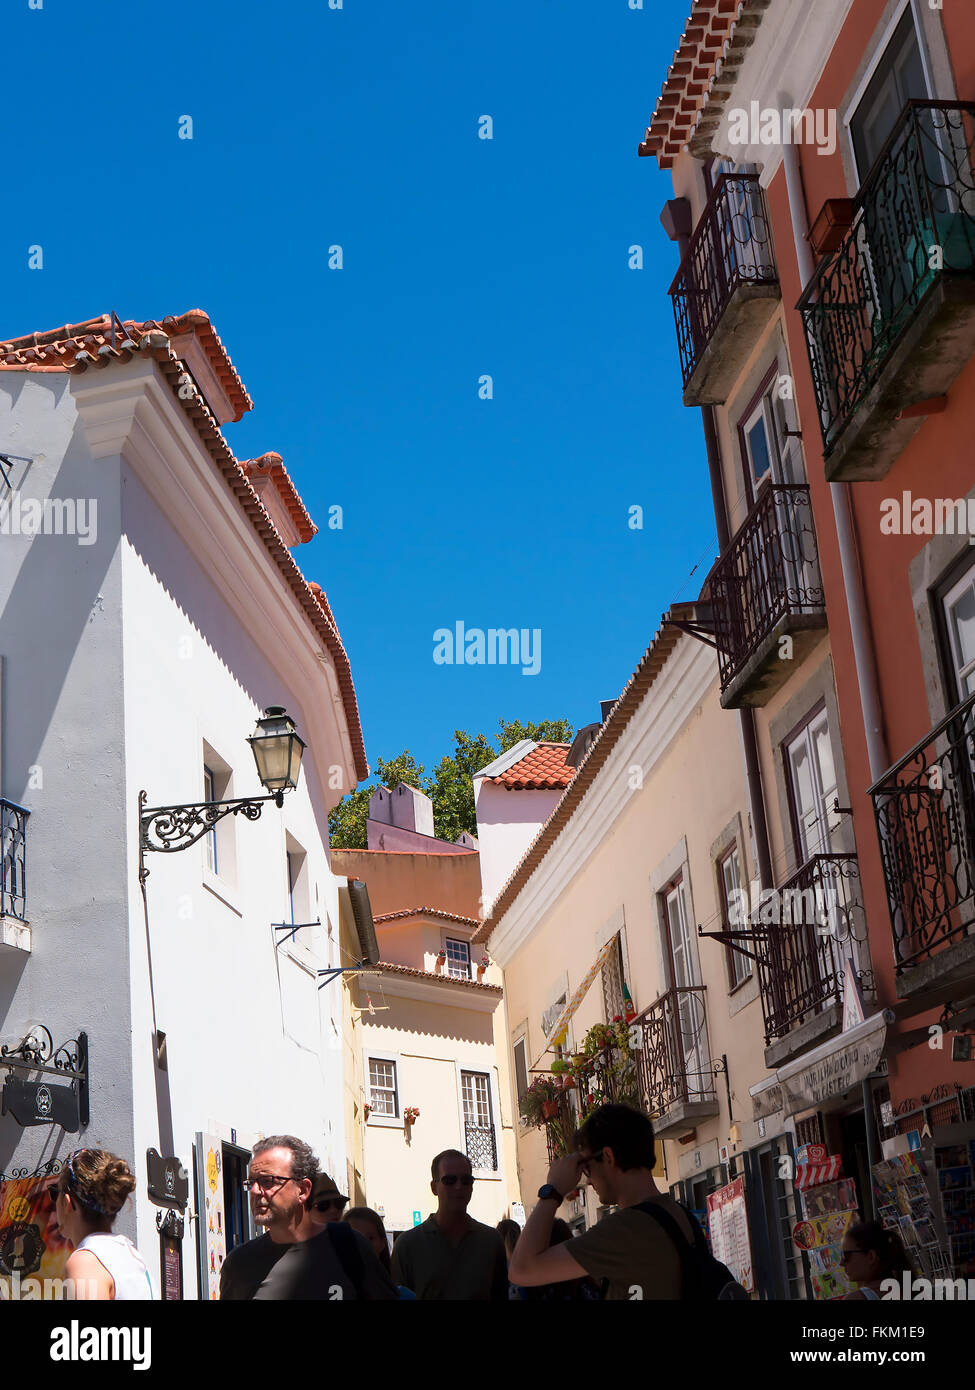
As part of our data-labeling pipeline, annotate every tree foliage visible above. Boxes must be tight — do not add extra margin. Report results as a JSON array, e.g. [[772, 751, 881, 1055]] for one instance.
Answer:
[[327, 719, 574, 849]]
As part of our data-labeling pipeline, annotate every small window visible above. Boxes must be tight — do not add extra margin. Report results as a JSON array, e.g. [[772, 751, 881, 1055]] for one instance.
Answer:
[[719, 845, 752, 988], [202, 745, 237, 888], [284, 837, 309, 928], [368, 1058, 398, 1117], [461, 1070, 497, 1171], [942, 564, 975, 701], [445, 938, 471, 979], [513, 1037, 529, 1100]]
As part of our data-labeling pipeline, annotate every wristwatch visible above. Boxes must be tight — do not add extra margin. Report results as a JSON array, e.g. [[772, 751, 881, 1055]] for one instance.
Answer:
[[537, 1183, 563, 1204]]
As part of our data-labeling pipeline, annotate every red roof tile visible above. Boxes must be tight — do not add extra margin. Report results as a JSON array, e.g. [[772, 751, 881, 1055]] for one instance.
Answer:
[[373, 908, 481, 927], [637, 0, 772, 169], [242, 452, 317, 545], [377, 961, 502, 994], [490, 743, 575, 791], [0, 310, 367, 782]]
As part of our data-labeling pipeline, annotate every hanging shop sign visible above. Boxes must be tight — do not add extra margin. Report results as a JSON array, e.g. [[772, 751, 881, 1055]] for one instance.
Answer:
[[795, 1155, 843, 1190], [194, 1133, 227, 1302], [0, 1030, 89, 1133], [146, 1149, 189, 1210], [1, 1076, 80, 1132]]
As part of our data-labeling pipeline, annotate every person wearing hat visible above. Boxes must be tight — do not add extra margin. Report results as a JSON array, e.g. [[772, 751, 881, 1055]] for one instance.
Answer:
[[308, 1173, 349, 1226]]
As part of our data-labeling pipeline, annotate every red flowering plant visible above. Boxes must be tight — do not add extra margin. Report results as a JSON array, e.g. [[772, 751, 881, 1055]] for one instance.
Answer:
[[575, 1019, 640, 1121], [403, 1106, 420, 1124], [518, 1074, 563, 1129]]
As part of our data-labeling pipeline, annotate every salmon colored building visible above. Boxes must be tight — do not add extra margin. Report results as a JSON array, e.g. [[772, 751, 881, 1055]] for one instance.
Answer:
[[643, 0, 975, 1275]]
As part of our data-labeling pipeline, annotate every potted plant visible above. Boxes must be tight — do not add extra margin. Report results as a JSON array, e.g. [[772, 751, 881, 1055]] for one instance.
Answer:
[[363, 1103, 372, 1121], [476, 956, 490, 979], [403, 1106, 420, 1125], [435, 950, 447, 972], [518, 1075, 562, 1129], [551, 1057, 576, 1090]]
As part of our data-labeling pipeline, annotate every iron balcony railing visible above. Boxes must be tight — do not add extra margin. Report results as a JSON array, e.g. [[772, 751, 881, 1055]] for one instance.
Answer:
[[709, 484, 825, 694], [751, 854, 867, 1045], [869, 690, 975, 970], [1, 799, 29, 920], [798, 100, 975, 455], [634, 987, 716, 1117], [464, 1121, 497, 1171], [670, 173, 778, 390]]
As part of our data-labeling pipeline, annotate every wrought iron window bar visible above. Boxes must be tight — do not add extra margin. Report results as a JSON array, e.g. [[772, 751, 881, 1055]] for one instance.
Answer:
[[669, 173, 778, 391], [632, 986, 718, 1117], [798, 100, 975, 455], [0, 798, 29, 920], [464, 1121, 497, 1171], [707, 483, 825, 693], [869, 688, 975, 970]]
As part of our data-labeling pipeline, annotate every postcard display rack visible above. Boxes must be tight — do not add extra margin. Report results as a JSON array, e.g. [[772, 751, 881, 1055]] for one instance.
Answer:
[[872, 1133, 975, 1280], [790, 1145, 859, 1300]]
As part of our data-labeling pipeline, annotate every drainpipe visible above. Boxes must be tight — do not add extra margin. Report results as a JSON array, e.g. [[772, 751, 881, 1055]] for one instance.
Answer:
[[661, 197, 774, 893], [777, 103, 889, 782]]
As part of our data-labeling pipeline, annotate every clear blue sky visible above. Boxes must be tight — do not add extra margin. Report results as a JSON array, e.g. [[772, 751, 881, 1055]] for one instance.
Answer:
[[7, 0, 717, 778]]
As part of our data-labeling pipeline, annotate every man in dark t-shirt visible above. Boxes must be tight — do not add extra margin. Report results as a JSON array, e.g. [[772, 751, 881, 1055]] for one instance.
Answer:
[[219, 1135, 396, 1301]]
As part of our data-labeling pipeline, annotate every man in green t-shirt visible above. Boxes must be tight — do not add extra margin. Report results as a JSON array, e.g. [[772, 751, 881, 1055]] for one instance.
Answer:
[[508, 1104, 696, 1300], [390, 1150, 509, 1300]]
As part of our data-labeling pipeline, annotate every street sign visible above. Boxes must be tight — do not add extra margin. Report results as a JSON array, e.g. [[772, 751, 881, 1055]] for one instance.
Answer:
[[1, 1075, 80, 1132], [412, 1210, 422, 1226]]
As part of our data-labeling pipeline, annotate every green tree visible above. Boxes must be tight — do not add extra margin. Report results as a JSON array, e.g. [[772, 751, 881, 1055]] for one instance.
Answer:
[[328, 719, 574, 848], [328, 750, 426, 849]]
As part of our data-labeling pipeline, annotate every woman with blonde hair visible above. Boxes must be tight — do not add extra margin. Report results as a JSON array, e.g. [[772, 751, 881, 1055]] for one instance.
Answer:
[[55, 1149, 156, 1299]]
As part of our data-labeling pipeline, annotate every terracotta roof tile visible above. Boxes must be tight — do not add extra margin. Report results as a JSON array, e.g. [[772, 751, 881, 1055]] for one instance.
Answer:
[[637, 0, 773, 168], [0, 310, 367, 782], [242, 452, 317, 545], [490, 742, 575, 791], [377, 961, 502, 994], [373, 907, 481, 927]]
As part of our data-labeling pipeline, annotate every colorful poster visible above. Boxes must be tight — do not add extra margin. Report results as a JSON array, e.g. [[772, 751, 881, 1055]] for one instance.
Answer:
[[194, 1133, 226, 1301], [803, 1178, 858, 1219], [706, 1177, 753, 1291], [0, 1173, 71, 1294], [792, 1210, 855, 1250]]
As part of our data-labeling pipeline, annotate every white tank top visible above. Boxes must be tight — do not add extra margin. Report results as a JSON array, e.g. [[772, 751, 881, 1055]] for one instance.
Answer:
[[76, 1233, 157, 1300]]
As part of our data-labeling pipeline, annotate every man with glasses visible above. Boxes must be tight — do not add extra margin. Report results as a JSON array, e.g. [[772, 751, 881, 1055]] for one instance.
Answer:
[[389, 1149, 508, 1300], [219, 1135, 396, 1300]]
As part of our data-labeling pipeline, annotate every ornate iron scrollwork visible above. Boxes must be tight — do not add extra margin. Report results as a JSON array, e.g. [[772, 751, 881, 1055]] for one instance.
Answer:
[[139, 787, 283, 882]]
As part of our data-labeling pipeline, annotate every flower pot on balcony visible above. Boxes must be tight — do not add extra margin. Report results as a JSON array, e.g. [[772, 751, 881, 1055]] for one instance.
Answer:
[[541, 1100, 559, 1120]]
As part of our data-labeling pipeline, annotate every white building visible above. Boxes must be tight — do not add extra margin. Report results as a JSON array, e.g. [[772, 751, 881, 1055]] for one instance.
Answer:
[[0, 309, 369, 1299]]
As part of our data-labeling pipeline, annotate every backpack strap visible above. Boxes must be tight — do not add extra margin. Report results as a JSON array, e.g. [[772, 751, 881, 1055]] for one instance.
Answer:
[[631, 1199, 699, 1299], [326, 1221, 367, 1300]]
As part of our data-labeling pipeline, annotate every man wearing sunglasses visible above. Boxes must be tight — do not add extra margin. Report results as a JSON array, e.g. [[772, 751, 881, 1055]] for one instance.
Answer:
[[509, 1104, 694, 1299], [389, 1149, 509, 1300], [308, 1173, 349, 1226], [220, 1135, 396, 1300]]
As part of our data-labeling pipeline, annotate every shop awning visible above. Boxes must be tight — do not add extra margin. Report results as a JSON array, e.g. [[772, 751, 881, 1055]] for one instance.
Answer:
[[533, 937, 618, 1065], [776, 1011, 890, 1116]]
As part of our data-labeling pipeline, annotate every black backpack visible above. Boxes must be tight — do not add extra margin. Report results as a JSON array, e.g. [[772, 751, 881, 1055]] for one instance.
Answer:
[[633, 1200, 750, 1301], [325, 1220, 367, 1299]]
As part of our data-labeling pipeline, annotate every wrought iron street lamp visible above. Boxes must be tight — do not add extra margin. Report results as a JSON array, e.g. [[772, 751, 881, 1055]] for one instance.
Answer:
[[139, 706, 306, 884]]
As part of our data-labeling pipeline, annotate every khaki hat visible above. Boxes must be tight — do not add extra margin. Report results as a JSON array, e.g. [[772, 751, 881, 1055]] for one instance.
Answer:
[[311, 1172, 348, 1203]]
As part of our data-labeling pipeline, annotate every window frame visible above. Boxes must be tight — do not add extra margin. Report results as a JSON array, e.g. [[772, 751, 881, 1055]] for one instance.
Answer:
[[512, 1035, 530, 1103], [718, 842, 753, 990], [444, 936, 472, 980], [937, 557, 975, 705], [367, 1053, 401, 1124], [455, 1065, 500, 1176]]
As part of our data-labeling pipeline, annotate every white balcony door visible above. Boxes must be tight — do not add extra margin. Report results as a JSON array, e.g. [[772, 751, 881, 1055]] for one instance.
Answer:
[[787, 710, 841, 865], [663, 881, 709, 1100]]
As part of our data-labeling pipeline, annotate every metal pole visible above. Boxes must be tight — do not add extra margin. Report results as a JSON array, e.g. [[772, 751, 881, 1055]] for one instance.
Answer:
[[862, 1077, 879, 1220]]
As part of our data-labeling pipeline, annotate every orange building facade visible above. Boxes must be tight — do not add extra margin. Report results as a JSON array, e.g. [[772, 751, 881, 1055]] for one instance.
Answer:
[[644, 0, 975, 1246]]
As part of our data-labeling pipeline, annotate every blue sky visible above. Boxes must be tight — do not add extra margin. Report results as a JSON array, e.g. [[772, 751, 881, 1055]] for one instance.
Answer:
[[6, 0, 715, 778]]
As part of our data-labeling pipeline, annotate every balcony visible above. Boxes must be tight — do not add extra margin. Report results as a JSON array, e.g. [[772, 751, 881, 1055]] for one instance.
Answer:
[[752, 854, 868, 1065], [0, 798, 30, 953], [709, 484, 827, 708], [869, 691, 975, 1012], [799, 101, 975, 482], [633, 987, 718, 1138], [670, 174, 780, 406]]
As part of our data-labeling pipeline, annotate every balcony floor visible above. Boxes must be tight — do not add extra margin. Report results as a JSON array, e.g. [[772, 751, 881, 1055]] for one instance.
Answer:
[[720, 611, 828, 709], [824, 274, 975, 482], [895, 931, 975, 1015], [682, 283, 781, 407], [652, 1096, 719, 1139]]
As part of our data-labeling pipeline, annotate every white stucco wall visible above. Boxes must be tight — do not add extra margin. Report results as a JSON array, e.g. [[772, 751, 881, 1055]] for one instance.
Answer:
[[473, 781, 562, 915], [1, 360, 360, 1299]]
